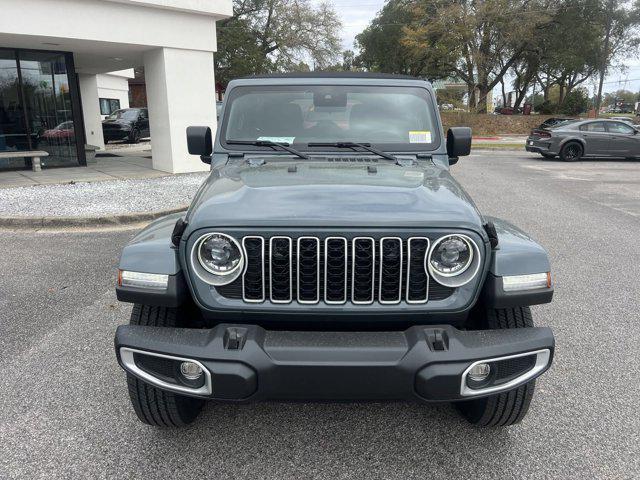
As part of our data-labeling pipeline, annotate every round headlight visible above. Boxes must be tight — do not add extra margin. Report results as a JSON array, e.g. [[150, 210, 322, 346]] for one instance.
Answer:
[[429, 235, 473, 276], [197, 233, 243, 276], [427, 234, 481, 288]]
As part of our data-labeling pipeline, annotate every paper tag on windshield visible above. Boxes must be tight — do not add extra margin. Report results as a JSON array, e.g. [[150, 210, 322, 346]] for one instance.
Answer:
[[409, 131, 432, 143], [257, 136, 295, 144]]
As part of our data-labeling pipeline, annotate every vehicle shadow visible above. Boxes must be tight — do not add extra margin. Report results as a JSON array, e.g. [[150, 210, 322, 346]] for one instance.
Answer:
[[538, 156, 640, 163], [129, 401, 518, 477]]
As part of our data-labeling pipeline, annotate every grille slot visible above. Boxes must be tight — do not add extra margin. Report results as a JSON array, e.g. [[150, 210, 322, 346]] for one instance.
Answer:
[[324, 237, 348, 304], [269, 236, 292, 303], [406, 237, 430, 303], [225, 234, 458, 305], [242, 237, 265, 302], [379, 237, 403, 304], [297, 237, 320, 304], [352, 237, 375, 304]]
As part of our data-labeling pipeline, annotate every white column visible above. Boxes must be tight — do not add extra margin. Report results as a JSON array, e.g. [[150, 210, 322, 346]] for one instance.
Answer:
[[78, 74, 105, 150], [144, 47, 216, 173]]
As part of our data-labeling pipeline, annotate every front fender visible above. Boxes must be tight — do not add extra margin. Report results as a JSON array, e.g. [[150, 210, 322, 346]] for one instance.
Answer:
[[116, 212, 189, 307], [482, 216, 553, 308]]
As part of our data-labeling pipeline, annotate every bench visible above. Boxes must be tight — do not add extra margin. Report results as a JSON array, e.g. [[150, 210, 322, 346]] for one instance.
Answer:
[[0, 151, 50, 172]]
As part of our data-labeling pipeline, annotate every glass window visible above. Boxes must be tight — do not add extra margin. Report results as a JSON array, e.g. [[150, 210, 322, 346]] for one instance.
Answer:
[[222, 85, 440, 151], [100, 98, 121, 116], [580, 122, 606, 132], [607, 122, 635, 134], [0, 49, 30, 162], [0, 49, 82, 170]]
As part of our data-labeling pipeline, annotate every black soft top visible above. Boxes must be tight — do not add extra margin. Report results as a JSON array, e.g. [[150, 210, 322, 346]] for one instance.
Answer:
[[241, 72, 423, 81]]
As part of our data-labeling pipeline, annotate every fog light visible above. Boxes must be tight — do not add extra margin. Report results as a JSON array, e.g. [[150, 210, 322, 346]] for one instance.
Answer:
[[468, 362, 491, 382], [180, 361, 203, 380]]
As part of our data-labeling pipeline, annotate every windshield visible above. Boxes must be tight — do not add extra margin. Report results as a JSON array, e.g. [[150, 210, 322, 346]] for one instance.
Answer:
[[107, 109, 139, 121], [222, 85, 439, 151]]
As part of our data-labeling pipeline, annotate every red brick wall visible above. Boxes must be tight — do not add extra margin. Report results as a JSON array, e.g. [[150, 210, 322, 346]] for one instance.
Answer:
[[129, 83, 147, 108]]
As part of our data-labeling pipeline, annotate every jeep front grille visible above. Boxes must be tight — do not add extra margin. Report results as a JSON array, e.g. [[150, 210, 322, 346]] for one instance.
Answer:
[[217, 235, 455, 305]]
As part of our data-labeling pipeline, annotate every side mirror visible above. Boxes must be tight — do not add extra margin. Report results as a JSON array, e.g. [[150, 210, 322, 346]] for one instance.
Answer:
[[186, 126, 213, 164], [446, 127, 472, 165]]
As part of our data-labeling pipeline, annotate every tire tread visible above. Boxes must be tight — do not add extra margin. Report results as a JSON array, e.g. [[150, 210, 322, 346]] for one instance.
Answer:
[[125, 304, 203, 427], [456, 306, 537, 427]]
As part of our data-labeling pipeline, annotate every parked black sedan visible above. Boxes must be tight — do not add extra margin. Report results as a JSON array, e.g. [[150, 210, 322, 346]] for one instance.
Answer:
[[526, 119, 640, 161], [102, 108, 150, 144]]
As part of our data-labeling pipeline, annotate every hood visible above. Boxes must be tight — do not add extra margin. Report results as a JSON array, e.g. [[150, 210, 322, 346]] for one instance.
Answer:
[[186, 159, 484, 231], [102, 118, 132, 126]]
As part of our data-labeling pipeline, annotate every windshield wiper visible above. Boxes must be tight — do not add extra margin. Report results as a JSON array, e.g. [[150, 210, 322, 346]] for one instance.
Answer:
[[307, 142, 398, 162], [227, 140, 309, 160]]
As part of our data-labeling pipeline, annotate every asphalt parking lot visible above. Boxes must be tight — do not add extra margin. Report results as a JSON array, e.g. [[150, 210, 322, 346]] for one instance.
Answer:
[[1, 151, 639, 479]]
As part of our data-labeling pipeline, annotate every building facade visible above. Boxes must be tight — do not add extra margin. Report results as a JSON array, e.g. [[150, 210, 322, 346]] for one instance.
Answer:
[[98, 70, 135, 119], [0, 0, 232, 173]]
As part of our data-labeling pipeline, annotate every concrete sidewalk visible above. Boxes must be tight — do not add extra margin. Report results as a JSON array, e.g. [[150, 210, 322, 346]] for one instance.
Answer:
[[0, 151, 166, 189]]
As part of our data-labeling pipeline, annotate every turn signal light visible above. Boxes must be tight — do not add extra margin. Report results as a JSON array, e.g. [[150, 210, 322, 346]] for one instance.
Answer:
[[118, 270, 169, 290], [502, 272, 551, 292]]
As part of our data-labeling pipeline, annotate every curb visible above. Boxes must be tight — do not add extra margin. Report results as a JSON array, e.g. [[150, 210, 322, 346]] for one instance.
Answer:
[[0, 206, 188, 229]]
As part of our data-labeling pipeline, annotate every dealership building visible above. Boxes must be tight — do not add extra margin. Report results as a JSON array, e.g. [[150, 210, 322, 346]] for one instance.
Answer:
[[0, 0, 232, 173]]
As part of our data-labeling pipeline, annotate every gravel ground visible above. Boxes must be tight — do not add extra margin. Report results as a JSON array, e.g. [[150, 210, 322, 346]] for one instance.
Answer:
[[0, 173, 207, 217], [1, 151, 639, 479]]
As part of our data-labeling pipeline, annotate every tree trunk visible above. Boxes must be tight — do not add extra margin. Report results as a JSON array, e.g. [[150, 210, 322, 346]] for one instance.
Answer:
[[500, 78, 507, 108], [467, 85, 476, 112], [476, 85, 490, 114]]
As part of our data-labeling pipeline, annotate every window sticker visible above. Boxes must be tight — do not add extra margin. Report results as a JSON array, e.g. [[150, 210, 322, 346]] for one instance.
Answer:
[[404, 171, 424, 179], [409, 131, 432, 143], [257, 136, 296, 144]]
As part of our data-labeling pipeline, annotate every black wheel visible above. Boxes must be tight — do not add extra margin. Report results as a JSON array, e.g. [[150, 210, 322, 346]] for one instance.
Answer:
[[128, 128, 141, 144], [559, 142, 583, 161], [126, 304, 205, 427], [455, 307, 537, 427], [541, 153, 555, 159]]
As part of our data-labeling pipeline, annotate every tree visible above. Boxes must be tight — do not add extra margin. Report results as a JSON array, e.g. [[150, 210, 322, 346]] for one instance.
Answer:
[[559, 87, 590, 115], [215, 0, 342, 88], [603, 89, 639, 106], [355, 0, 450, 78], [594, 0, 640, 114], [322, 50, 359, 72], [402, 0, 553, 112]]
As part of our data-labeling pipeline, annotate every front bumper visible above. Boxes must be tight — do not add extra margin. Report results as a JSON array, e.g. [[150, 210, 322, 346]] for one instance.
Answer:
[[103, 128, 130, 141], [115, 324, 554, 402]]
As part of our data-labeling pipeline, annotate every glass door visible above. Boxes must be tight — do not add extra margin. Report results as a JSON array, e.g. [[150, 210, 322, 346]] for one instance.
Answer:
[[18, 51, 80, 168]]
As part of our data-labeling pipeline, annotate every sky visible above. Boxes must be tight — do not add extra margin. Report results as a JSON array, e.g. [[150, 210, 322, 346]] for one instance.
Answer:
[[317, 0, 640, 95]]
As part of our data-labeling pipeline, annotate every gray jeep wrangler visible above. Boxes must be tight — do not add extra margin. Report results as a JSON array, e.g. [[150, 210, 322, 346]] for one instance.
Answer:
[[115, 73, 555, 428]]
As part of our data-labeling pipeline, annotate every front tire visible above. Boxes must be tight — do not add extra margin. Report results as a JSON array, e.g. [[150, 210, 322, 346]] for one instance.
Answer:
[[560, 142, 583, 161], [455, 307, 537, 427], [126, 304, 204, 427], [128, 128, 141, 144]]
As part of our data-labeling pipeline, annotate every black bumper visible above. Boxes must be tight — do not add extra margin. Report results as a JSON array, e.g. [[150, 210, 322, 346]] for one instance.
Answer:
[[115, 324, 554, 403], [103, 129, 130, 141]]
